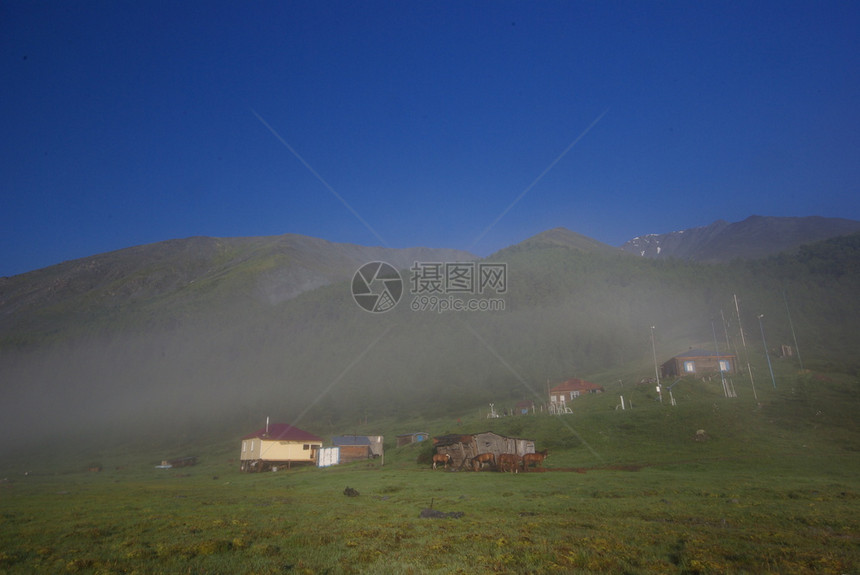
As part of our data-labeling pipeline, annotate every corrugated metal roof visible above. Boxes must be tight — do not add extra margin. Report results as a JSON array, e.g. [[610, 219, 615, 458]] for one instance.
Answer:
[[673, 349, 735, 358], [549, 378, 604, 393], [332, 435, 372, 446], [242, 423, 322, 442]]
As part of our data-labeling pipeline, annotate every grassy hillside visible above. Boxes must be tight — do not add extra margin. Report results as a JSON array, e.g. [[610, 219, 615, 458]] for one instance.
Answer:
[[1, 233, 858, 456], [0, 234, 476, 347], [1, 368, 856, 574]]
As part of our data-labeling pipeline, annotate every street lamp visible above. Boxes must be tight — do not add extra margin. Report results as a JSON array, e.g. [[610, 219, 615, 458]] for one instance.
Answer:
[[650, 325, 662, 403], [758, 314, 777, 389]]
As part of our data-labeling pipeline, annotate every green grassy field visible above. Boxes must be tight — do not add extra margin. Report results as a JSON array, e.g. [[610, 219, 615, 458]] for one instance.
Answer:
[[1, 372, 858, 574]]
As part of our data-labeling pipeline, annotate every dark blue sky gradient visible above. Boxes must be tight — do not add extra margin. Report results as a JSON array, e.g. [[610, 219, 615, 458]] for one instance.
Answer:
[[2, 1, 859, 276]]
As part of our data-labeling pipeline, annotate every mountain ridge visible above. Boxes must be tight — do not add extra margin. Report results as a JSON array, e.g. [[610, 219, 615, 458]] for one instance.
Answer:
[[1, 220, 858, 454], [492, 226, 624, 258], [620, 215, 860, 262], [0, 234, 476, 344], [4, 215, 858, 346]]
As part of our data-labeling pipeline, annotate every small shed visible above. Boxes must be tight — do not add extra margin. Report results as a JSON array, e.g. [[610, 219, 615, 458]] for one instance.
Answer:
[[397, 432, 430, 447], [661, 349, 737, 378], [515, 400, 534, 415], [433, 432, 535, 470], [549, 378, 604, 404], [332, 435, 375, 463], [239, 423, 323, 472]]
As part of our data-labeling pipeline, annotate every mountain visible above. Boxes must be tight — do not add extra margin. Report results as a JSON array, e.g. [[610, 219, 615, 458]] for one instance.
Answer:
[[1, 226, 858, 457], [0, 234, 475, 345], [621, 215, 860, 262], [494, 227, 624, 257]]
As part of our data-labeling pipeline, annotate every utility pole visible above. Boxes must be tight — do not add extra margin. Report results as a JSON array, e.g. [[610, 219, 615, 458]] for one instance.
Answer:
[[734, 294, 758, 401], [720, 309, 738, 398], [712, 320, 729, 398], [783, 290, 804, 370], [651, 325, 662, 403], [758, 314, 777, 389]]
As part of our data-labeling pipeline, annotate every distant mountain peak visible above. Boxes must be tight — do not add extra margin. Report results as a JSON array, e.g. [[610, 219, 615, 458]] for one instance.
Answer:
[[621, 216, 860, 262], [500, 227, 622, 256]]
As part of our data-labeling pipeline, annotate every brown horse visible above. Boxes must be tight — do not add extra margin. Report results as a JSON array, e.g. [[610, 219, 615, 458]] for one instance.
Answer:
[[498, 453, 521, 473], [471, 452, 495, 471], [522, 449, 548, 471], [432, 453, 451, 470]]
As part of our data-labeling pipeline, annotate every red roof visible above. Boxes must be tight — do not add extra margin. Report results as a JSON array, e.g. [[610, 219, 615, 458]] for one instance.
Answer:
[[242, 423, 322, 443], [550, 378, 604, 393]]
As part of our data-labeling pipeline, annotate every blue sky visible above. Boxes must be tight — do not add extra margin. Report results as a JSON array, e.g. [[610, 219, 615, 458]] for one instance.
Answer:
[[2, 1, 859, 277]]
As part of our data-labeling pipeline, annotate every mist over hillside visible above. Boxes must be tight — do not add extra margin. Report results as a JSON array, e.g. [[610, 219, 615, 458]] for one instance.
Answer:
[[1, 223, 859, 457]]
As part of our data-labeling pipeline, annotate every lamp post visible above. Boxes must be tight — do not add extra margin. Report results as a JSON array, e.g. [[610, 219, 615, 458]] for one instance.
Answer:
[[650, 325, 662, 403], [758, 314, 777, 389]]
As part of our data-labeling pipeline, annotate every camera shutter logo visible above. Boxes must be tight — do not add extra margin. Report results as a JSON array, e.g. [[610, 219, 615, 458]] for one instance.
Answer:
[[352, 262, 403, 313]]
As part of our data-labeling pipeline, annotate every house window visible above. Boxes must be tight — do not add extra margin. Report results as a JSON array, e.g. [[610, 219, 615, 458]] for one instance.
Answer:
[[571, 391, 580, 399], [684, 361, 696, 373], [303, 444, 310, 450], [719, 360, 731, 372]]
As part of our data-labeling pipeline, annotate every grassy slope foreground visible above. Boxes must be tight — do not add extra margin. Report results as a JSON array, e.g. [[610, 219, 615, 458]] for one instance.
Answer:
[[1, 371, 857, 574]]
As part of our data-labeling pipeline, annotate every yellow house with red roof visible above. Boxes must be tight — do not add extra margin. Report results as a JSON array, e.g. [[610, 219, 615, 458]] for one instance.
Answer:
[[239, 423, 323, 472]]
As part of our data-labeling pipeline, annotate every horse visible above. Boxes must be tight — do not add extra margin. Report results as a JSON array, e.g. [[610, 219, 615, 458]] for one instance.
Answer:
[[522, 449, 548, 471], [471, 452, 495, 471], [432, 453, 451, 470], [498, 453, 521, 473]]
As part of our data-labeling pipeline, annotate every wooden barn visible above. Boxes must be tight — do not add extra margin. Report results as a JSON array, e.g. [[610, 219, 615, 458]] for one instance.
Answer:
[[433, 431, 535, 470], [549, 378, 604, 404], [239, 423, 323, 472], [661, 349, 736, 378], [331, 435, 384, 462], [396, 432, 430, 447], [514, 400, 534, 415]]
